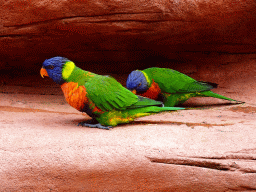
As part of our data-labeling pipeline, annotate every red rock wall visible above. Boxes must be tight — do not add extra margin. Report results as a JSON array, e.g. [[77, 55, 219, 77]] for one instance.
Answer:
[[1, 1, 256, 191], [1, 0, 256, 72]]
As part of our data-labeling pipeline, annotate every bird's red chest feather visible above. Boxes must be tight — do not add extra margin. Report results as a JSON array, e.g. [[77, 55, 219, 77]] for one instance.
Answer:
[[139, 80, 161, 100], [60, 82, 103, 114], [61, 82, 88, 111]]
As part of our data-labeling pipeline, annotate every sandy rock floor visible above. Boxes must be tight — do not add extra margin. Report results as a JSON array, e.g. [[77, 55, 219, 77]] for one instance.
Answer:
[[0, 55, 255, 191]]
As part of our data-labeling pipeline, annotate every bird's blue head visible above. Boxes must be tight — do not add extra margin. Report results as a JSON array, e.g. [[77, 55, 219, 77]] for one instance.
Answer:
[[40, 56, 71, 85], [126, 70, 150, 93]]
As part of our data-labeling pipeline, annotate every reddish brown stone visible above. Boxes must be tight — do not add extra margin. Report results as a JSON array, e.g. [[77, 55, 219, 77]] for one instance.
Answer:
[[0, 0, 256, 72], [0, 1, 256, 189], [0, 54, 256, 191]]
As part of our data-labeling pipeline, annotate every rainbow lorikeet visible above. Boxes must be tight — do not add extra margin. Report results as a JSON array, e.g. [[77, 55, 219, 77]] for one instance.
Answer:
[[40, 57, 184, 129], [126, 67, 243, 107]]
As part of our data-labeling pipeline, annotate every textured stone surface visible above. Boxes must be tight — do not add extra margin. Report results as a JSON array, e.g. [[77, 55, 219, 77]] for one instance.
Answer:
[[1, 0, 256, 72], [0, 54, 255, 191], [1, 0, 256, 190]]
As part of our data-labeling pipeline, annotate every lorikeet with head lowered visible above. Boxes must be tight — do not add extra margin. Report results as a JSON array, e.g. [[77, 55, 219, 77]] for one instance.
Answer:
[[40, 57, 184, 129], [126, 67, 243, 107]]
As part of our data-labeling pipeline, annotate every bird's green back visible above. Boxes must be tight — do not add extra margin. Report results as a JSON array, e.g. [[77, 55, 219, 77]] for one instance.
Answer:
[[143, 67, 214, 93], [85, 75, 140, 111]]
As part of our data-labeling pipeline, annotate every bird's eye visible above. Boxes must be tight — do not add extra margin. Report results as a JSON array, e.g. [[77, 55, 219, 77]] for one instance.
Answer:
[[49, 65, 54, 69], [138, 83, 142, 87]]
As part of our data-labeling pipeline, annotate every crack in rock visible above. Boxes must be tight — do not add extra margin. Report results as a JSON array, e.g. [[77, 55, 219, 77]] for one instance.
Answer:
[[0, 105, 79, 115], [189, 154, 256, 160], [132, 120, 234, 128], [228, 186, 256, 191], [2, 11, 184, 28], [147, 157, 256, 173]]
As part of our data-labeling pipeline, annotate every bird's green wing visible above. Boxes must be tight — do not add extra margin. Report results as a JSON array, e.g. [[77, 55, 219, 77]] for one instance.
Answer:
[[144, 67, 215, 93], [85, 74, 162, 111]]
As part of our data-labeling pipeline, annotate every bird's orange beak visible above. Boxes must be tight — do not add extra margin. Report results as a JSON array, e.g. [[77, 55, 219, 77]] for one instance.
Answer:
[[131, 89, 136, 94], [40, 68, 48, 78]]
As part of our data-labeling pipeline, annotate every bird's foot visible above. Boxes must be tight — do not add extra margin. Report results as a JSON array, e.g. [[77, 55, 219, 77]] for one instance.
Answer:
[[78, 119, 112, 130]]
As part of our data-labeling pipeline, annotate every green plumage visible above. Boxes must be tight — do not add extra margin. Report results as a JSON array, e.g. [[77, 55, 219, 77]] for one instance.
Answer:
[[142, 67, 241, 107], [64, 65, 184, 128]]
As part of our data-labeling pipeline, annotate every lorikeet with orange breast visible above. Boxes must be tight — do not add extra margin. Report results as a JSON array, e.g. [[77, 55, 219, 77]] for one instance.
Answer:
[[40, 57, 184, 129], [126, 67, 243, 107]]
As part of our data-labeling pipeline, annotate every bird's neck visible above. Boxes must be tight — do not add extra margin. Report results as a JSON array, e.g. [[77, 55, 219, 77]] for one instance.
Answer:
[[65, 66, 96, 85], [141, 71, 152, 86]]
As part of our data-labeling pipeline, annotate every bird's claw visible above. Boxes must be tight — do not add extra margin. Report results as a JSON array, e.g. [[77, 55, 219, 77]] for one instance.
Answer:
[[78, 120, 112, 130]]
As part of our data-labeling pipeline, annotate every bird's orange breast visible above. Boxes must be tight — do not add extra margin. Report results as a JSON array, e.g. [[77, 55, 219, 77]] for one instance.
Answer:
[[61, 82, 88, 111], [60, 82, 103, 116], [139, 80, 161, 100]]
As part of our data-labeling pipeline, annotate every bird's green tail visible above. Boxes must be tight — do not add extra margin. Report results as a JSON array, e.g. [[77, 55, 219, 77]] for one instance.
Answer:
[[199, 91, 242, 102], [140, 106, 184, 113], [125, 106, 184, 117], [97, 106, 184, 126]]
